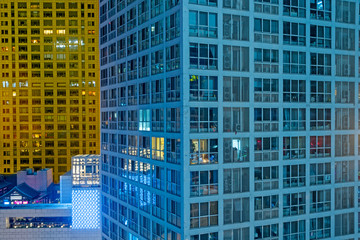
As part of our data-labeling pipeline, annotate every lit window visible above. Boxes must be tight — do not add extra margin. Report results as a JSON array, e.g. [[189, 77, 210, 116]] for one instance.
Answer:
[[43, 29, 53, 35]]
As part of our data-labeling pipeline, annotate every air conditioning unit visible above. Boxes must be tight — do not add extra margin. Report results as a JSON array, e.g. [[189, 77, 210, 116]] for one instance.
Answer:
[[235, 124, 242, 132], [223, 26, 231, 39], [224, 152, 231, 162], [224, 119, 231, 131], [263, 152, 270, 161], [255, 65, 262, 72], [263, 123, 270, 132], [224, 56, 231, 67], [255, 124, 262, 131], [224, 140, 231, 150], [224, 87, 231, 100]]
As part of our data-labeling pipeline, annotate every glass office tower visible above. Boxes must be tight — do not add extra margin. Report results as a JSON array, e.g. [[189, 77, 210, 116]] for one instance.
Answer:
[[100, 0, 359, 239], [0, 0, 100, 182]]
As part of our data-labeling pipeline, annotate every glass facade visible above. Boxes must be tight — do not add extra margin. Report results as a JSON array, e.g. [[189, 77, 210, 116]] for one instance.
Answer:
[[100, 0, 360, 239]]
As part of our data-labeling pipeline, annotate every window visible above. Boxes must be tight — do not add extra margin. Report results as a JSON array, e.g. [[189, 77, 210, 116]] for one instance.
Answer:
[[166, 44, 180, 71], [335, 212, 354, 236], [335, 108, 354, 130], [283, 220, 306, 240], [223, 168, 249, 194], [151, 50, 164, 75], [283, 21, 305, 46], [335, 160, 354, 183], [127, 7, 137, 30], [152, 137, 164, 161], [310, 108, 331, 131], [127, 33, 137, 56], [166, 138, 180, 164], [310, 162, 331, 185], [335, 81, 354, 104], [254, 0, 278, 14], [310, 53, 331, 75], [190, 170, 218, 196], [254, 78, 278, 102], [166, 108, 180, 132], [138, 28, 149, 52], [190, 107, 218, 133], [224, 228, 250, 240], [223, 198, 249, 224], [254, 166, 279, 191], [191, 233, 218, 240], [310, 0, 331, 20], [310, 81, 331, 103], [151, 20, 163, 46], [138, 0, 149, 25], [283, 164, 306, 188], [254, 224, 278, 240], [151, 0, 163, 18], [283, 51, 306, 74], [223, 0, 248, 10], [310, 189, 331, 213], [335, 186, 354, 210], [335, 134, 354, 156], [139, 109, 151, 131], [189, 11, 217, 38], [224, 14, 249, 41], [139, 55, 149, 78], [254, 195, 279, 220], [190, 75, 218, 101], [254, 108, 278, 132], [223, 45, 249, 72], [117, 14, 125, 36], [254, 137, 279, 161], [223, 107, 249, 132], [310, 25, 331, 48], [283, 0, 306, 18], [190, 201, 218, 228], [190, 139, 218, 165], [190, 43, 218, 70], [283, 108, 306, 131], [310, 136, 331, 158], [335, 54, 355, 77], [335, 0, 355, 24], [223, 76, 249, 102], [166, 12, 180, 41], [167, 169, 181, 196], [254, 18, 278, 44], [128, 85, 137, 105], [190, 0, 217, 6], [139, 82, 150, 104], [151, 79, 163, 103], [283, 192, 306, 216], [335, 27, 355, 50], [223, 138, 249, 163], [167, 199, 180, 227], [166, 76, 180, 102], [283, 136, 306, 160], [254, 48, 278, 73]]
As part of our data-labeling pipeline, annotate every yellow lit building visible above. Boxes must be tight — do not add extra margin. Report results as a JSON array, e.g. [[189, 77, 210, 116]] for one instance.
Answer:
[[0, 0, 99, 182]]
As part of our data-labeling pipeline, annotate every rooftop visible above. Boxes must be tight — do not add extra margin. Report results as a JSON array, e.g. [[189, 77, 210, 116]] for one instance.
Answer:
[[0, 203, 71, 210]]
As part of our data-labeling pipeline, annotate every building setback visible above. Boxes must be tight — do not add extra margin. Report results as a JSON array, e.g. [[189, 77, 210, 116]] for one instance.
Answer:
[[100, 0, 359, 239], [0, 0, 100, 182]]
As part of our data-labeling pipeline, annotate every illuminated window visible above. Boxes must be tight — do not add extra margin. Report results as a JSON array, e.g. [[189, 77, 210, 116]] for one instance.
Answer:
[[43, 29, 53, 35], [152, 137, 164, 161]]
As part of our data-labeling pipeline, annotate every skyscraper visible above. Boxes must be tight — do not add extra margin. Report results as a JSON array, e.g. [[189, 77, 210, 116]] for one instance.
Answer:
[[0, 0, 100, 182], [100, 0, 359, 239]]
